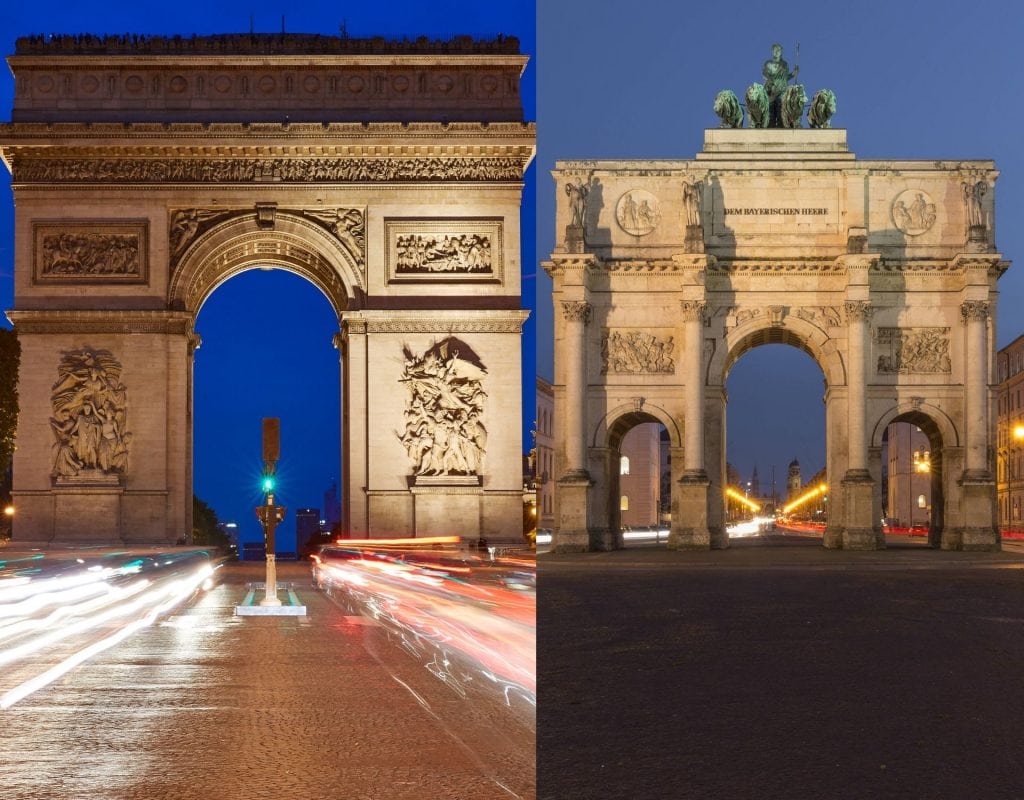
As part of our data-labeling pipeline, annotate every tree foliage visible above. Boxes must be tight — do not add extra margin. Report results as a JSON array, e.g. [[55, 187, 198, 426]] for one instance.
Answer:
[[0, 328, 20, 479], [192, 495, 230, 547]]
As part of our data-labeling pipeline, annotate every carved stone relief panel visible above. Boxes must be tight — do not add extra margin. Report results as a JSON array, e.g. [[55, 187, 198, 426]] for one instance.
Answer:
[[875, 327, 951, 374], [615, 189, 661, 236], [33, 221, 148, 284], [50, 348, 131, 481], [890, 189, 937, 236], [601, 329, 675, 374], [13, 156, 528, 184], [385, 219, 502, 283], [796, 305, 843, 329], [398, 337, 487, 477]]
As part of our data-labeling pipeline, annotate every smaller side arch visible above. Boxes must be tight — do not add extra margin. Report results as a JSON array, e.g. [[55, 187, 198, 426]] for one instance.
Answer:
[[591, 401, 682, 450], [870, 401, 961, 449]]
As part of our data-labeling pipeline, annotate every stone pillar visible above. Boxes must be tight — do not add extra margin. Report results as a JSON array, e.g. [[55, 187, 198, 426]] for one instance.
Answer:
[[841, 300, 878, 549], [339, 316, 369, 538], [554, 299, 593, 553], [958, 300, 998, 550], [670, 300, 711, 550]]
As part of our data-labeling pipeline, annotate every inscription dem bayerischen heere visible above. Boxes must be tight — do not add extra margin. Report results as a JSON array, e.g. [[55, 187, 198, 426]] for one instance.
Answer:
[[722, 207, 829, 215]]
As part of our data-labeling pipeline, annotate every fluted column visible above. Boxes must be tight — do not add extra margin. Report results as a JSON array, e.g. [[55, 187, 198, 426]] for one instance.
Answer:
[[961, 301, 991, 477], [560, 300, 592, 479], [680, 300, 707, 477], [844, 300, 872, 477]]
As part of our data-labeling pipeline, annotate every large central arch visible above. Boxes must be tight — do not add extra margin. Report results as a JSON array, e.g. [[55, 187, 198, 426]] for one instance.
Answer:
[[545, 129, 1005, 553]]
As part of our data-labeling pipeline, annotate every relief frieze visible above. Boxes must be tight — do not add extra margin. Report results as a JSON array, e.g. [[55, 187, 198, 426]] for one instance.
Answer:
[[601, 330, 675, 374], [386, 219, 502, 283], [13, 157, 529, 184], [875, 327, 951, 374], [795, 305, 843, 329], [398, 337, 487, 477], [33, 221, 147, 283]]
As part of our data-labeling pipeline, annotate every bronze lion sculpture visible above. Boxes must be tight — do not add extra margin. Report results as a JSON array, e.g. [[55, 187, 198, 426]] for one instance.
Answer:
[[808, 89, 837, 129], [745, 83, 770, 129], [780, 84, 807, 128], [713, 89, 743, 129]]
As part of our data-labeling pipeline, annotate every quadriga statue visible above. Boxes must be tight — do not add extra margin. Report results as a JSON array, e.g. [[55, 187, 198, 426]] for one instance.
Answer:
[[745, 83, 769, 129], [713, 89, 743, 129], [780, 84, 807, 128], [808, 89, 837, 128]]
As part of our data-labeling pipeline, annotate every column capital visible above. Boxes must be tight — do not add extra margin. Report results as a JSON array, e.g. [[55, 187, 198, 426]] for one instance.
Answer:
[[561, 300, 593, 324], [960, 300, 991, 323], [679, 300, 708, 323], [843, 300, 873, 323]]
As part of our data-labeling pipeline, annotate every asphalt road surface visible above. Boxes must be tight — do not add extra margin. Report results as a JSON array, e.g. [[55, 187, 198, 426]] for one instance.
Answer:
[[539, 534, 1024, 800]]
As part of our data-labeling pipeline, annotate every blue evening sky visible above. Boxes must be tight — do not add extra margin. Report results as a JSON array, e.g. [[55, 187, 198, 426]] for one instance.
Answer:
[[0, 0, 535, 550], [537, 0, 1024, 490]]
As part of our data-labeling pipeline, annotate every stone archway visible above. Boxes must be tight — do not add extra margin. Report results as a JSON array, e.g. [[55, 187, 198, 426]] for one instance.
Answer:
[[545, 128, 1005, 553], [2, 33, 535, 545]]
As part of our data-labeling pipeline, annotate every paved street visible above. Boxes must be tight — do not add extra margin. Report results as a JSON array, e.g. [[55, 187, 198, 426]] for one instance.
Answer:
[[1, 560, 534, 800], [538, 535, 1024, 800]]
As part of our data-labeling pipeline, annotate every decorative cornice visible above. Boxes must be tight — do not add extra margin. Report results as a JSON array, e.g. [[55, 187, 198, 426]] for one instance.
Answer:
[[7, 310, 193, 334], [707, 260, 845, 275]]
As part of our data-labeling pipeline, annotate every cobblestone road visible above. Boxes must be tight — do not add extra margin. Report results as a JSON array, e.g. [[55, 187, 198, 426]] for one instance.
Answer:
[[539, 536, 1024, 800], [1, 562, 534, 800]]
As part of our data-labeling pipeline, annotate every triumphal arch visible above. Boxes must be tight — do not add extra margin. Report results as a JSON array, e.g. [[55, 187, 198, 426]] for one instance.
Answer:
[[546, 125, 1005, 552], [0, 33, 534, 544]]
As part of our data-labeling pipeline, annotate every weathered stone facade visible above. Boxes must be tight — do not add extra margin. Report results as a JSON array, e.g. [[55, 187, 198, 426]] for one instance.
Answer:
[[545, 129, 1005, 552], [1, 34, 534, 544]]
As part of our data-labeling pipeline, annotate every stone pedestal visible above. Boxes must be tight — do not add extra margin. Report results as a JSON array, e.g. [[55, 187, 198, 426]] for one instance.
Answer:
[[967, 224, 988, 253], [841, 472, 880, 550], [554, 475, 592, 553], [669, 472, 711, 550], [684, 224, 705, 254], [411, 477, 483, 540], [955, 475, 999, 551], [53, 474, 124, 543], [564, 224, 585, 254]]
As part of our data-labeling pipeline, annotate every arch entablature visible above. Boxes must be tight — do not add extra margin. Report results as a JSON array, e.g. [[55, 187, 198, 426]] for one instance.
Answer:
[[709, 314, 845, 389], [168, 212, 363, 316], [870, 401, 960, 449], [591, 401, 681, 450]]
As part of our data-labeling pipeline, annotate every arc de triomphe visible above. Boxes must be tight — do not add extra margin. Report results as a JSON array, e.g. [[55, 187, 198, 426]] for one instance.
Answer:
[[546, 129, 1005, 552], [0, 33, 534, 544]]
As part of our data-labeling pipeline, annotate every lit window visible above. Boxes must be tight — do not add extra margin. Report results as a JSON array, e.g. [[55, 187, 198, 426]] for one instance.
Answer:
[[620, 495, 629, 511], [917, 494, 927, 509], [620, 456, 630, 475]]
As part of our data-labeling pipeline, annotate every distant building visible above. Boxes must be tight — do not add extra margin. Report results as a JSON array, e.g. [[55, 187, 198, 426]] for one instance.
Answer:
[[885, 422, 932, 528], [619, 423, 661, 527], [997, 335, 1024, 533], [322, 481, 341, 532], [536, 378, 555, 530], [787, 459, 801, 503], [295, 508, 321, 552]]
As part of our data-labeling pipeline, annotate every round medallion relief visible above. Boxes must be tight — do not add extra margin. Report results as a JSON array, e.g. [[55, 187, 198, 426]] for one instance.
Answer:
[[392, 75, 409, 93], [257, 75, 277, 94], [303, 75, 321, 93], [36, 75, 55, 93], [169, 75, 188, 94], [436, 75, 455, 94], [616, 189, 661, 236], [213, 75, 232, 93], [891, 189, 937, 236], [81, 75, 99, 94], [124, 75, 145, 93], [347, 76, 365, 93], [481, 75, 499, 93]]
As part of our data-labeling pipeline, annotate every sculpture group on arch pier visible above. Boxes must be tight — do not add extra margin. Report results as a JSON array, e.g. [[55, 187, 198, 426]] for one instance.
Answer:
[[545, 125, 1006, 553]]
